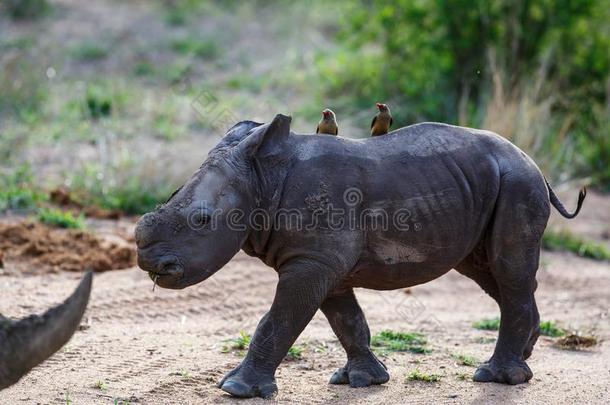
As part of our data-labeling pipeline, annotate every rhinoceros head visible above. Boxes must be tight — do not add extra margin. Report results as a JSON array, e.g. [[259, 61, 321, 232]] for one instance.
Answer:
[[134, 114, 292, 289], [0, 272, 92, 390]]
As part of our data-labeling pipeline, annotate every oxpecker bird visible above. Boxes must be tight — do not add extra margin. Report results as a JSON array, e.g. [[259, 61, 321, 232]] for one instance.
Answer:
[[316, 109, 338, 135]]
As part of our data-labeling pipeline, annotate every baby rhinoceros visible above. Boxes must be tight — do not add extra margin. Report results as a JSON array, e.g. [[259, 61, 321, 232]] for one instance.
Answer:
[[135, 114, 585, 399]]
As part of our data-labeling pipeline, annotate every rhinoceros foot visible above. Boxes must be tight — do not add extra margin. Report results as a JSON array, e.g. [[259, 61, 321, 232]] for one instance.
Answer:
[[473, 357, 533, 385], [329, 352, 389, 387], [218, 363, 277, 398]]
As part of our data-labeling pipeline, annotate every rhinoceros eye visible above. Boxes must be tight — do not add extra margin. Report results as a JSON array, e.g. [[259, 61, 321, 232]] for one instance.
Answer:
[[187, 209, 212, 230]]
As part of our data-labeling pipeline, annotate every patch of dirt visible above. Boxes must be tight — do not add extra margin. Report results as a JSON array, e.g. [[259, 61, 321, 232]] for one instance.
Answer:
[[0, 221, 135, 273], [555, 334, 599, 350], [49, 187, 122, 220], [1, 249, 609, 404]]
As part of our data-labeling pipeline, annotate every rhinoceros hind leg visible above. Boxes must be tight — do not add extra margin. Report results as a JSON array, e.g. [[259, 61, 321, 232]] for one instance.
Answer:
[[473, 175, 547, 385], [321, 290, 389, 388]]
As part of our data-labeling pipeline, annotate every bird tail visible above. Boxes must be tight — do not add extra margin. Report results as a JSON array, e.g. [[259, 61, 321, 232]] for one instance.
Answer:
[[545, 178, 586, 219]]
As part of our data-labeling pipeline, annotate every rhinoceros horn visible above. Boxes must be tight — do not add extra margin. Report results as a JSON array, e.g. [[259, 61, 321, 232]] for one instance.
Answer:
[[0, 272, 92, 390]]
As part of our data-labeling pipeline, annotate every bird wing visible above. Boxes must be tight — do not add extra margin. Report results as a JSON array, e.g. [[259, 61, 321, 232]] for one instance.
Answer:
[[316, 124, 320, 134], [334, 126, 338, 135], [390, 117, 393, 127], [370, 115, 377, 129]]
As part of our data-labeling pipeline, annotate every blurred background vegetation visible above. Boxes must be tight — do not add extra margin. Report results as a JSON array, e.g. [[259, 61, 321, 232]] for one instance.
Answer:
[[0, 0, 608, 216]]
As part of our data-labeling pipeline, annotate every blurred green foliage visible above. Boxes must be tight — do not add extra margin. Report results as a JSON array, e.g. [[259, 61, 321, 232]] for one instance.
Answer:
[[3, 0, 50, 20], [67, 162, 176, 216], [371, 330, 430, 354], [332, 0, 609, 124], [170, 37, 220, 59], [473, 317, 500, 330], [543, 229, 610, 261], [71, 42, 109, 61], [37, 208, 85, 229], [0, 165, 46, 212], [539, 320, 565, 337], [322, 0, 609, 189]]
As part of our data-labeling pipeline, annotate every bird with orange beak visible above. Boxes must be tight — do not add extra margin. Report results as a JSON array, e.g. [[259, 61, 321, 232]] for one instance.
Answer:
[[316, 108, 338, 135], [371, 103, 393, 136]]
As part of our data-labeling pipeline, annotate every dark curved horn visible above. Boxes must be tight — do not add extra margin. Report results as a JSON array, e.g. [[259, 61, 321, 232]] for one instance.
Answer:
[[0, 272, 92, 390]]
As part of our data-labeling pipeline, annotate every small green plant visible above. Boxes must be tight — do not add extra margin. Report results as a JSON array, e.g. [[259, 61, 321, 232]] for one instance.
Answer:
[[286, 345, 303, 360], [71, 42, 108, 61], [371, 330, 430, 355], [84, 86, 113, 119], [406, 369, 440, 383], [133, 61, 155, 76], [452, 353, 477, 367], [221, 331, 251, 355], [170, 38, 220, 59], [165, 8, 187, 26], [543, 230, 610, 261], [455, 372, 470, 381], [4, 0, 50, 20], [0, 166, 46, 212], [221, 332, 303, 360], [162, 0, 206, 26], [539, 321, 565, 337], [93, 380, 107, 390], [37, 208, 85, 229], [473, 318, 500, 331], [169, 369, 191, 379]]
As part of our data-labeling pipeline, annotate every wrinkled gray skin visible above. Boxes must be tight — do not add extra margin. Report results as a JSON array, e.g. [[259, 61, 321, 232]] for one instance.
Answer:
[[0, 272, 92, 390], [135, 115, 585, 398]]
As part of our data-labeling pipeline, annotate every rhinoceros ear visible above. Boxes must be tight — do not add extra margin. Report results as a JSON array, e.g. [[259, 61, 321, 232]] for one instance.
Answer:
[[236, 114, 291, 159]]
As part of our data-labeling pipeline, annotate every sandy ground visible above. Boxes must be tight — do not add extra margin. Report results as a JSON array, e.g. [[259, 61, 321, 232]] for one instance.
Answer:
[[1, 218, 609, 404]]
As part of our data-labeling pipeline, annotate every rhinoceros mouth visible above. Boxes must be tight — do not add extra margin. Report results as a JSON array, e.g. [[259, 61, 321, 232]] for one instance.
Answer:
[[148, 263, 185, 289], [148, 264, 183, 279]]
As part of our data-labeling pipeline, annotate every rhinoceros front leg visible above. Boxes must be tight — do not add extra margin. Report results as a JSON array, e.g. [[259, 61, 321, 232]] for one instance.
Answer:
[[218, 262, 335, 398], [321, 289, 389, 387]]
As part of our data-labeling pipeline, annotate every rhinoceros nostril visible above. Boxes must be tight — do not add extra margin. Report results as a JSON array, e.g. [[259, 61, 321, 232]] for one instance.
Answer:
[[157, 255, 180, 271]]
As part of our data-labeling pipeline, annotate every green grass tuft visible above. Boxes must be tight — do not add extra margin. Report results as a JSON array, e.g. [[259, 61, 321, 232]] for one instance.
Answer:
[[371, 330, 430, 354], [0, 166, 46, 212], [4, 0, 50, 20], [221, 331, 251, 355], [71, 42, 108, 61], [543, 230, 610, 261], [455, 372, 470, 381], [37, 208, 85, 229], [286, 345, 304, 360], [170, 38, 220, 59], [221, 332, 304, 360], [452, 353, 477, 367], [93, 380, 107, 390], [474, 318, 567, 337], [133, 61, 155, 76], [539, 320, 565, 337], [406, 369, 440, 383], [84, 86, 113, 119], [473, 318, 500, 331]]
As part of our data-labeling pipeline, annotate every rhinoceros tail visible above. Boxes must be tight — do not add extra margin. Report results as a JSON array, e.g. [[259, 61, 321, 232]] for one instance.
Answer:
[[545, 179, 586, 219], [0, 272, 92, 390]]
